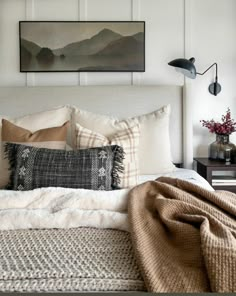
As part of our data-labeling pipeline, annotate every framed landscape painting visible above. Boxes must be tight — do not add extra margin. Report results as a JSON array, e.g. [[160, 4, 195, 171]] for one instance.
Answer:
[[19, 21, 145, 72]]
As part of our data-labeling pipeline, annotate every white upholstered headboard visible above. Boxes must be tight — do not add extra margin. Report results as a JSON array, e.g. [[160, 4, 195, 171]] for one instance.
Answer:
[[0, 85, 184, 165]]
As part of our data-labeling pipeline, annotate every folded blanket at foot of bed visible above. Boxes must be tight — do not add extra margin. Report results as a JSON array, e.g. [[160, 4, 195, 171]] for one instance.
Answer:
[[0, 187, 145, 292], [0, 228, 145, 292], [1, 177, 236, 292], [0, 187, 130, 231], [128, 177, 236, 293]]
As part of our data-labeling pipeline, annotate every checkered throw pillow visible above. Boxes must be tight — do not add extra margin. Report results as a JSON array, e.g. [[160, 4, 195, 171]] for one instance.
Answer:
[[5, 143, 124, 191], [76, 123, 140, 188]]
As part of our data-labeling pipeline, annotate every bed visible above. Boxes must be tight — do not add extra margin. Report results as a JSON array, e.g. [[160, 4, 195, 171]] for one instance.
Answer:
[[0, 85, 235, 293]]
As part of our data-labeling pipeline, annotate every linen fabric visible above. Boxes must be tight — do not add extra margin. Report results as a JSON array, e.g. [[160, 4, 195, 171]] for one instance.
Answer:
[[134, 104, 175, 174], [73, 104, 175, 174], [0, 106, 71, 188], [5, 143, 124, 191], [76, 123, 140, 188]]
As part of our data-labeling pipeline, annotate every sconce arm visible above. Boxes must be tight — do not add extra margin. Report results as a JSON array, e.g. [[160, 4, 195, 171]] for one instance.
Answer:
[[196, 62, 221, 96], [197, 63, 218, 80]]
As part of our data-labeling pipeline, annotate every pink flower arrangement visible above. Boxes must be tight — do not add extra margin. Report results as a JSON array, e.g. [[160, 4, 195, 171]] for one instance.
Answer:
[[200, 108, 236, 135]]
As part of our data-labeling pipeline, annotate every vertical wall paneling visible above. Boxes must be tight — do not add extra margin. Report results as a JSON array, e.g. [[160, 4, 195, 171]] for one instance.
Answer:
[[191, 0, 236, 157], [183, 0, 193, 168], [131, 0, 142, 85], [85, 0, 132, 85], [0, 0, 26, 86], [139, 0, 184, 85], [2, 0, 236, 159], [79, 0, 87, 21], [25, 0, 35, 86], [33, 0, 79, 86], [79, 0, 88, 85]]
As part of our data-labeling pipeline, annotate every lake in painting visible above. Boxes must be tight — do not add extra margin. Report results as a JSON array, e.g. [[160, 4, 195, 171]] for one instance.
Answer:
[[20, 21, 145, 72]]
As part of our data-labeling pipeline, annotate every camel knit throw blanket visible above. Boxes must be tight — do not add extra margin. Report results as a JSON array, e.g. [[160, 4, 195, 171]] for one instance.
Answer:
[[128, 177, 236, 292]]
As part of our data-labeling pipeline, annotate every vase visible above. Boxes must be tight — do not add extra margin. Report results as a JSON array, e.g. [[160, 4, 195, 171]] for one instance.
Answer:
[[209, 134, 235, 162]]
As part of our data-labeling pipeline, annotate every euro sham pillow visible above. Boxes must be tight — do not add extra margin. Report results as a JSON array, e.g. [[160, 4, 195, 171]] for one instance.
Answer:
[[76, 123, 140, 188], [73, 105, 175, 175], [0, 106, 71, 188], [5, 143, 124, 191]]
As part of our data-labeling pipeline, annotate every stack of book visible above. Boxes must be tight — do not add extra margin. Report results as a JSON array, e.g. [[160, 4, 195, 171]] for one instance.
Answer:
[[212, 176, 236, 186]]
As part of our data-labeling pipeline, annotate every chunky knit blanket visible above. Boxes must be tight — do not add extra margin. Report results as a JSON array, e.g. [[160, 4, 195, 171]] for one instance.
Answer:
[[0, 227, 145, 292], [128, 177, 236, 293]]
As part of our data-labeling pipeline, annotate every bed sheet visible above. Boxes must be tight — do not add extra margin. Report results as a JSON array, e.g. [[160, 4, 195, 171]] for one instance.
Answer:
[[138, 168, 214, 191]]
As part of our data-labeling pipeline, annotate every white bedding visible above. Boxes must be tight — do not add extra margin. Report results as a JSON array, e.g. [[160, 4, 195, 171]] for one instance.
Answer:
[[0, 187, 129, 231], [0, 169, 213, 231], [138, 168, 214, 191]]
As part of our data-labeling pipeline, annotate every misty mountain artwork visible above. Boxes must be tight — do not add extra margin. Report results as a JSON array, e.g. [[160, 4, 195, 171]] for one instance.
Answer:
[[19, 21, 145, 72]]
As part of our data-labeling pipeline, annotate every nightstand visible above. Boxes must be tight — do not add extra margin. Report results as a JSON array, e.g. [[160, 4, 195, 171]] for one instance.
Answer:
[[194, 158, 236, 193]]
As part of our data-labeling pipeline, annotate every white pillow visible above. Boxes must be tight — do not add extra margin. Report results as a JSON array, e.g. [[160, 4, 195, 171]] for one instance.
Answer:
[[0, 106, 71, 188], [72, 108, 138, 138], [73, 104, 176, 174]]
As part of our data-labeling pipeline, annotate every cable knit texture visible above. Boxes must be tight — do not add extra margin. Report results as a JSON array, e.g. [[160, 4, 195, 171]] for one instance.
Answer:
[[0, 227, 145, 292], [128, 177, 236, 292]]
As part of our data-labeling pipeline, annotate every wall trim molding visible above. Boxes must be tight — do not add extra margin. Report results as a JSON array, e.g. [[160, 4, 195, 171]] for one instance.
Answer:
[[131, 0, 142, 85], [78, 0, 88, 86], [184, 0, 192, 59], [183, 0, 194, 169], [25, 0, 35, 86]]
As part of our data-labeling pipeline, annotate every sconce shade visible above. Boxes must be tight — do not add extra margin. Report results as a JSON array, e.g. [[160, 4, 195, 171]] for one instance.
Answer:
[[168, 58, 197, 79]]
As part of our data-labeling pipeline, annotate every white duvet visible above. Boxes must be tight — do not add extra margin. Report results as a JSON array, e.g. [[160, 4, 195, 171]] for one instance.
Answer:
[[0, 169, 213, 231], [0, 187, 130, 231]]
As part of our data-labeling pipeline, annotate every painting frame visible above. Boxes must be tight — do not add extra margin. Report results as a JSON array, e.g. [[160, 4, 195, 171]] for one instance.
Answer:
[[19, 21, 145, 73]]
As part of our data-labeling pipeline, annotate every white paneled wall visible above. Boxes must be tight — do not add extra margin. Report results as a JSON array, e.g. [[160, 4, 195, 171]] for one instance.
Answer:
[[0, 0, 25, 86], [86, 0, 133, 85], [0, 0, 236, 158], [140, 0, 184, 85], [32, 0, 80, 86], [190, 0, 236, 157], [0, 0, 184, 87]]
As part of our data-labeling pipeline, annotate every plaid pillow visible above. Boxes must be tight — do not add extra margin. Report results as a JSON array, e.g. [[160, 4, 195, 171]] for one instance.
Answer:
[[76, 123, 140, 188], [5, 143, 124, 191]]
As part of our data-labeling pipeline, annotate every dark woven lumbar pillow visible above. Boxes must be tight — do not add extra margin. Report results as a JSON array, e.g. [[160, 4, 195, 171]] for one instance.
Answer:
[[5, 143, 124, 191]]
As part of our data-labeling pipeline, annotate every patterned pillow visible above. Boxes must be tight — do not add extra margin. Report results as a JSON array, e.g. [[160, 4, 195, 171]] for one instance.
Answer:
[[1, 119, 70, 190], [73, 105, 176, 174], [0, 106, 71, 189], [76, 123, 140, 188], [5, 143, 124, 191]]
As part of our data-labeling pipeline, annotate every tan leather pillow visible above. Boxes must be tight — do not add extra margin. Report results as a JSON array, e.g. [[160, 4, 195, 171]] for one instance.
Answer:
[[0, 106, 71, 189], [1, 119, 69, 188], [2, 119, 69, 148]]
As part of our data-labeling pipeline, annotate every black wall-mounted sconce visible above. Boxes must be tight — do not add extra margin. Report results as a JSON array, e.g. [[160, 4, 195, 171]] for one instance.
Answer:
[[168, 57, 221, 96]]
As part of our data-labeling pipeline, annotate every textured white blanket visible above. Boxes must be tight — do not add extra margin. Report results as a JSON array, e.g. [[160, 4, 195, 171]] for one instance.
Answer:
[[0, 187, 130, 231], [0, 170, 214, 232]]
